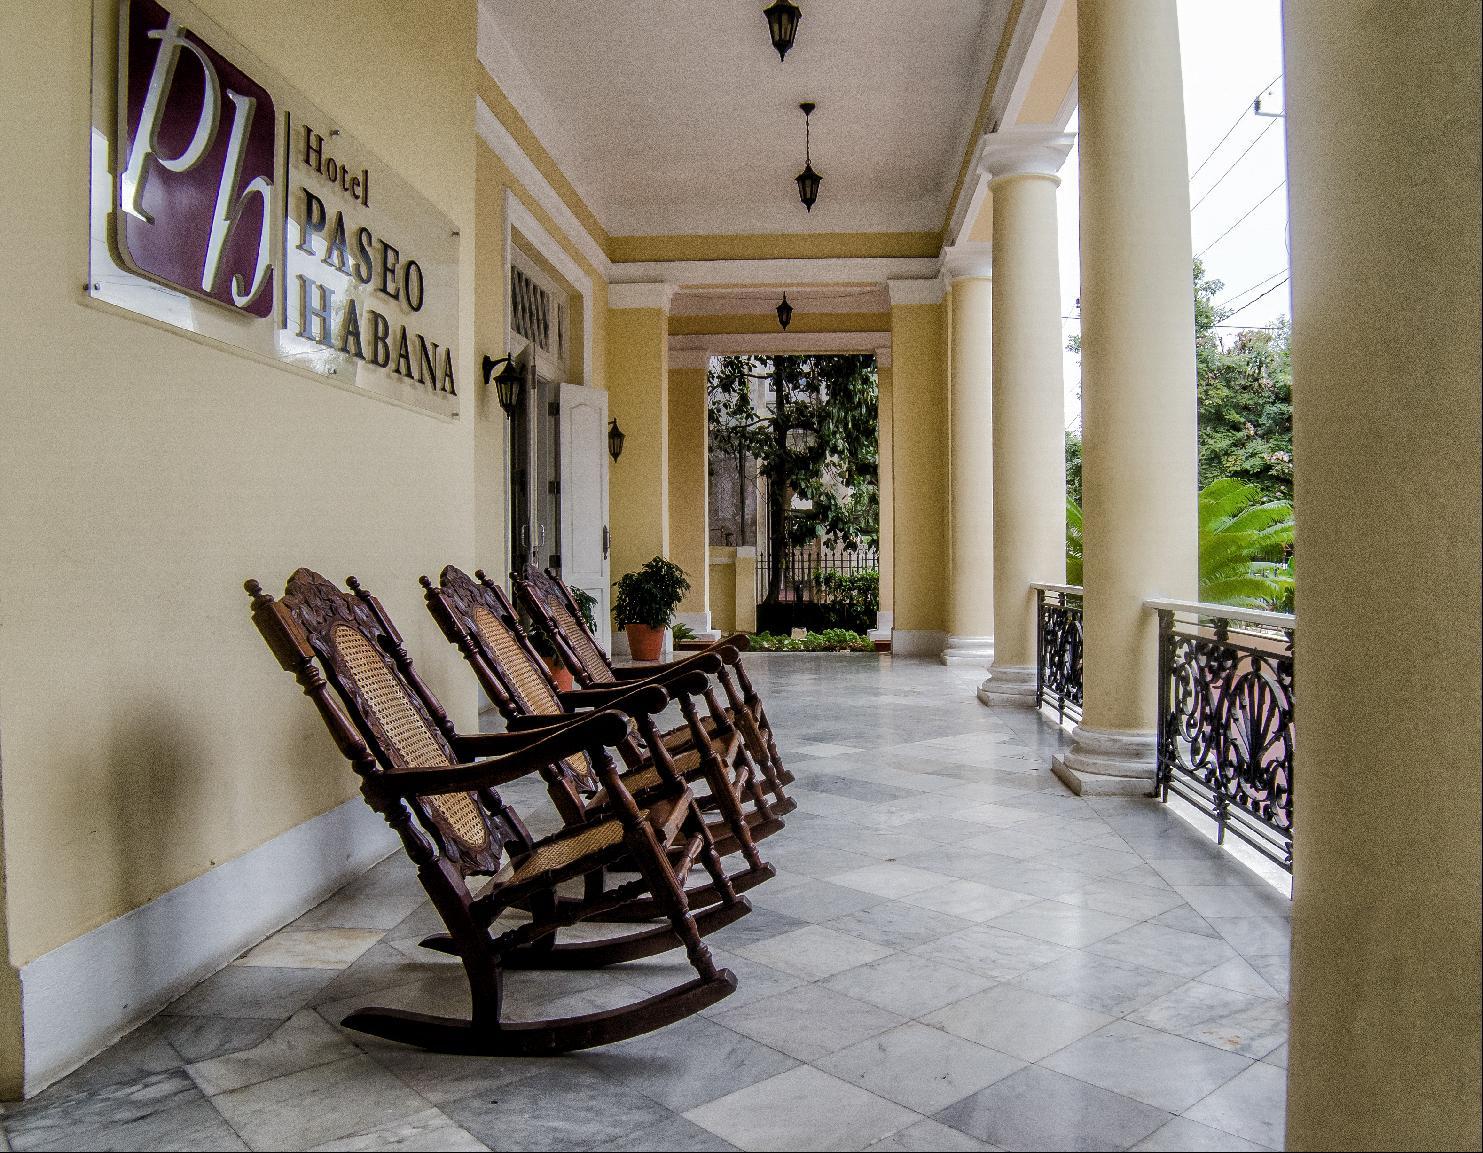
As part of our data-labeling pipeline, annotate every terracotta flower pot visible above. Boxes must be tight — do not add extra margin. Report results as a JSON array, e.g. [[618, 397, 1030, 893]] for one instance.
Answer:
[[625, 623, 665, 662], [543, 656, 574, 692]]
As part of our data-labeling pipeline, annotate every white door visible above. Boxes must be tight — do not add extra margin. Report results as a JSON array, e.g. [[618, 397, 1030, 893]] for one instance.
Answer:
[[558, 381, 611, 651]]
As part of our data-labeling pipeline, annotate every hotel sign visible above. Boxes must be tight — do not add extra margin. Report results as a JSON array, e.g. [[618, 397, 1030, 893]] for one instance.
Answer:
[[90, 0, 460, 416]]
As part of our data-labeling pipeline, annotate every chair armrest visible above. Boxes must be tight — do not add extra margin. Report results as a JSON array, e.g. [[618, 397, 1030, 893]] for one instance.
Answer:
[[450, 728, 565, 758], [558, 682, 672, 717], [503, 713, 579, 732], [603, 650, 726, 686], [367, 710, 631, 798]]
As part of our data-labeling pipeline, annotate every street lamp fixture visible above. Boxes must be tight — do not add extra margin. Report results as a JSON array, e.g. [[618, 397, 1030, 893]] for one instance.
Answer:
[[763, 0, 801, 61], [795, 102, 821, 211]]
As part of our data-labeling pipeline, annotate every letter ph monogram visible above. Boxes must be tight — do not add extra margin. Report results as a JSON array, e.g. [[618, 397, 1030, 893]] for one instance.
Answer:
[[116, 0, 276, 316]]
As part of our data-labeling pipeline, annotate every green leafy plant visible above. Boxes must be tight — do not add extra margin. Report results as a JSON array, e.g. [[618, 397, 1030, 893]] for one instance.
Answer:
[[1066, 499, 1083, 586], [747, 629, 873, 653], [613, 557, 691, 630], [1065, 479, 1293, 610], [570, 586, 599, 634], [671, 622, 698, 642], [812, 568, 879, 633], [1198, 478, 1294, 608]]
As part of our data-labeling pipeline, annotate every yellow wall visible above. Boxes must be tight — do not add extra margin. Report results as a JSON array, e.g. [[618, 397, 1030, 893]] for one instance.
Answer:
[[668, 312, 891, 338], [1016, 0, 1078, 126], [708, 548, 738, 635], [0, 0, 621, 1094], [877, 363, 895, 619], [668, 366, 709, 612], [888, 301, 950, 632], [607, 307, 670, 582]]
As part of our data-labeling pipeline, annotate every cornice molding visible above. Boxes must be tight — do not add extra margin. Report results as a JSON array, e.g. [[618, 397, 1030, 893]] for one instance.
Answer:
[[475, 98, 612, 280], [887, 278, 948, 306], [609, 282, 676, 310], [668, 348, 712, 370], [611, 257, 940, 288], [671, 331, 890, 357], [942, 243, 995, 281]]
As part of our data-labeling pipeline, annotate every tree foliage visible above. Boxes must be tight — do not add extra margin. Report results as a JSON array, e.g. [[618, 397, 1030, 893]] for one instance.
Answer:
[[1194, 261, 1293, 501], [708, 354, 879, 603], [1066, 479, 1293, 610]]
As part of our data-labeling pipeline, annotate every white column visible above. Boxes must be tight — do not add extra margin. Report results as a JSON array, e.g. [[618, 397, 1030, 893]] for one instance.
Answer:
[[975, 130, 1077, 707], [1053, 0, 1199, 794], [1283, 2, 1481, 1147], [941, 245, 997, 666]]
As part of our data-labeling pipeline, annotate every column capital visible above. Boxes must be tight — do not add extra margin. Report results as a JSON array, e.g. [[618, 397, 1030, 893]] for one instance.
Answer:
[[668, 347, 710, 370], [609, 281, 675, 310], [978, 128, 1077, 185], [886, 277, 946, 306], [941, 243, 994, 282]]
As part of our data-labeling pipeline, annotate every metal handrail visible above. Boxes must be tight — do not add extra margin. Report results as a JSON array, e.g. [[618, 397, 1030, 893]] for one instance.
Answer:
[[1031, 581, 1084, 597], [1144, 597, 1295, 631]]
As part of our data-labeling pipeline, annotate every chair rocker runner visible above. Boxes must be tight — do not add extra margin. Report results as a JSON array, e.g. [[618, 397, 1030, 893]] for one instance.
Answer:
[[418, 566, 779, 916], [246, 568, 741, 1055], [513, 564, 796, 802]]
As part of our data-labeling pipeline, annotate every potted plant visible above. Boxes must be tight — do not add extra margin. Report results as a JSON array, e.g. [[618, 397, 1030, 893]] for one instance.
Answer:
[[613, 556, 690, 662], [520, 616, 575, 691]]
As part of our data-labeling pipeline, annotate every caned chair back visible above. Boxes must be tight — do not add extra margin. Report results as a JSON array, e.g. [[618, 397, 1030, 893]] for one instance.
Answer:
[[515, 565, 617, 686], [429, 565, 601, 802], [251, 568, 504, 875]]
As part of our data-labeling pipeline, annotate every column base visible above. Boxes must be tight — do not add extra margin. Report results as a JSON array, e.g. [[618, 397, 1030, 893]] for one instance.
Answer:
[[674, 611, 721, 643], [939, 634, 995, 667], [868, 611, 894, 645], [977, 664, 1036, 707], [891, 629, 947, 657], [1051, 725, 1158, 796]]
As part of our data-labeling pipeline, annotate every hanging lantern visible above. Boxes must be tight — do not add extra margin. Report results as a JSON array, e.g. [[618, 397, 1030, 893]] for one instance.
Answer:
[[482, 354, 524, 418], [763, 0, 801, 62], [776, 293, 793, 330], [608, 419, 626, 462], [795, 102, 821, 211]]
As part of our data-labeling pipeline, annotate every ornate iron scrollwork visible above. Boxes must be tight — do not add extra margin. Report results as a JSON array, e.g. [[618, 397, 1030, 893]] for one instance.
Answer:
[[1156, 610, 1294, 871], [1036, 589, 1084, 724]]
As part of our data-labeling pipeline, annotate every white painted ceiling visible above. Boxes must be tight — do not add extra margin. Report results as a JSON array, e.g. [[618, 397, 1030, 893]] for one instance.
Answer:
[[478, 0, 1015, 238]]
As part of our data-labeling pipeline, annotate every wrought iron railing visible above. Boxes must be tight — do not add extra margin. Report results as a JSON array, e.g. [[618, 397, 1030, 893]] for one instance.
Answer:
[[756, 541, 879, 605], [1150, 599, 1295, 872], [1034, 583, 1084, 724]]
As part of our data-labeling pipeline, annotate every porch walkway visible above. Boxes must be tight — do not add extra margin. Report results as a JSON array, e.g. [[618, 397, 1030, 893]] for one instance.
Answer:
[[3, 657, 1291, 1152]]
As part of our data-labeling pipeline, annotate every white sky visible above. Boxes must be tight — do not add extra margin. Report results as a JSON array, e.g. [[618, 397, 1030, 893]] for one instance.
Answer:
[[1058, 0, 1289, 427]]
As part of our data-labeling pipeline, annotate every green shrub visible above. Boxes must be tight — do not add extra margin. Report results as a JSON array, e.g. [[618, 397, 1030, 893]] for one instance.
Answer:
[[812, 568, 879, 633], [613, 557, 690, 629], [747, 629, 873, 653]]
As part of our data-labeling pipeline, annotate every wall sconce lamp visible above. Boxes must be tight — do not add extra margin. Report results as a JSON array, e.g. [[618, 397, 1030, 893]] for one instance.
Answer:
[[776, 293, 793, 330], [764, 0, 801, 62], [608, 419, 626, 462], [482, 354, 524, 417], [796, 102, 821, 211]]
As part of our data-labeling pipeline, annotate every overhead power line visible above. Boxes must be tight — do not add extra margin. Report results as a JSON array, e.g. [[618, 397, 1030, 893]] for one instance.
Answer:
[[1224, 275, 1291, 321], [1216, 267, 1289, 312], [1191, 116, 1282, 212], [1189, 73, 1282, 183], [1196, 180, 1286, 258]]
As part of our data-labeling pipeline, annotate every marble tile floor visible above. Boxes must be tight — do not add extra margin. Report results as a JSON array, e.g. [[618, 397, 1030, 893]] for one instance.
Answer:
[[2, 656, 1292, 1152]]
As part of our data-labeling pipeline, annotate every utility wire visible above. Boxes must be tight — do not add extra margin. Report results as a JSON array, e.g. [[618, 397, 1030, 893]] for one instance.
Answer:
[[1223, 275, 1291, 321], [1196, 180, 1286, 258], [1216, 267, 1289, 312], [1189, 73, 1282, 183], [1191, 116, 1282, 212]]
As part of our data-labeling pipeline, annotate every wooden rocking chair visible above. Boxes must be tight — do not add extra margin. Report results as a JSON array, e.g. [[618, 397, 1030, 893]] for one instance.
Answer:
[[245, 568, 741, 1054], [418, 566, 780, 912], [512, 564, 796, 799]]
